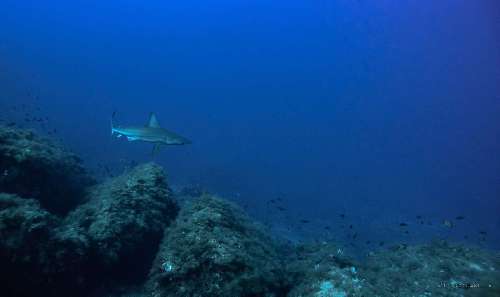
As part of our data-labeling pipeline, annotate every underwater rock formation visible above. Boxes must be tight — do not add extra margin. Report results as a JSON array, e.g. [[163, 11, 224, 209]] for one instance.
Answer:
[[147, 194, 288, 297], [284, 240, 500, 296], [0, 125, 94, 214], [0, 193, 60, 297], [362, 241, 500, 297], [2, 126, 500, 297], [0, 162, 178, 297], [286, 242, 370, 297], [61, 162, 179, 283]]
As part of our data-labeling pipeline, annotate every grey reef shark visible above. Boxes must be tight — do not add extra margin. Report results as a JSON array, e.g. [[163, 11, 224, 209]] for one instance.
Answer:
[[111, 112, 191, 154]]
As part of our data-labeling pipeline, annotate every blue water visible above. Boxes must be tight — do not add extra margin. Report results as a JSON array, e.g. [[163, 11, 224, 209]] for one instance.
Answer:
[[1, 0, 499, 252]]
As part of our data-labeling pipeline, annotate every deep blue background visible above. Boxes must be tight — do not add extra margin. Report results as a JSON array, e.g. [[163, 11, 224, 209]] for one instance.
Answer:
[[1, 0, 499, 250]]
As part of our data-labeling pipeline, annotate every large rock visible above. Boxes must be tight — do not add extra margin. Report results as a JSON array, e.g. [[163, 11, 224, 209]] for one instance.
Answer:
[[0, 162, 178, 297], [61, 162, 179, 284], [0, 125, 94, 214], [147, 194, 288, 297], [0, 193, 59, 297]]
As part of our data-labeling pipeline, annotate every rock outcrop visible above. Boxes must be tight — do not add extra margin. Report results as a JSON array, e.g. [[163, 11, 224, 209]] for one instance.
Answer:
[[147, 195, 288, 297], [0, 125, 94, 214], [0, 193, 59, 297], [0, 161, 178, 297], [61, 163, 179, 283]]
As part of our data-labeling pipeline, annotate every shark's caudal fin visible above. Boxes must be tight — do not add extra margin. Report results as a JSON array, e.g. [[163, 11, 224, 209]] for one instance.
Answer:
[[147, 112, 161, 128]]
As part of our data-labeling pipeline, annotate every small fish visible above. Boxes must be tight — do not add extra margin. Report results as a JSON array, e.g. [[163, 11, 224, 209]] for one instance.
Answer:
[[455, 216, 465, 220], [379, 241, 385, 246], [349, 224, 353, 229], [416, 215, 422, 219], [324, 226, 331, 230], [300, 219, 310, 224], [2, 170, 8, 176], [352, 232, 358, 239], [276, 206, 286, 211], [399, 223, 408, 227], [365, 240, 371, 245], [340, 214, 345, 219], [443, 220, 454, 228], [479, 231, 487, 235]]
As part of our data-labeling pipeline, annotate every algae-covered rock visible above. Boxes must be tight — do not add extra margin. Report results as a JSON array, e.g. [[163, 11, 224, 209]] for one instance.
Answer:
[[362, 241, 500, 297], [147, 194, 288, 297], [61, 162, 178, 283], [0, 125, 94, 214], [0, 162, 179, 297], [285, 240, 500, 297], [286, 242, 371, 297], [0, 193, 59, 296], [0, 193, 96, 297]]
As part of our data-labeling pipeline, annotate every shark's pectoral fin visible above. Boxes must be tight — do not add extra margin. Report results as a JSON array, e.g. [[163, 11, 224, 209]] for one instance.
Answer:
[[152, 144, 162, 155]]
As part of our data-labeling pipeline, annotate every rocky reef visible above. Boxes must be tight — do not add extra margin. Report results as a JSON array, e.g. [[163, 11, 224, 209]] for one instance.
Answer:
[[61, 163, 178, 283], [1, 125, 499, 297], [0, 126, 179, 297], [282, 240, 500, 297], [0, 125, 94, 214], [0, 193, 59, 296], [147, 195, 289, 297], [285, 242, 370, 297], [362, 241, 500, 297]]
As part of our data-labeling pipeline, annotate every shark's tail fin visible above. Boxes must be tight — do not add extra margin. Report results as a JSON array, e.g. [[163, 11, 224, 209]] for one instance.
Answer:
[[111, 111, 117, 136]]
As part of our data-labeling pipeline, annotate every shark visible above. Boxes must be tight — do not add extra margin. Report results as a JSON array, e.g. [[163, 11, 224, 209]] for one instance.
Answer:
[[111, 112, 191, 154]]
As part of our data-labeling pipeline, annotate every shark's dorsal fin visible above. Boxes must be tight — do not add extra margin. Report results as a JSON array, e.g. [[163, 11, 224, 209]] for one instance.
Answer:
[[147, 112, 161, 128]]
